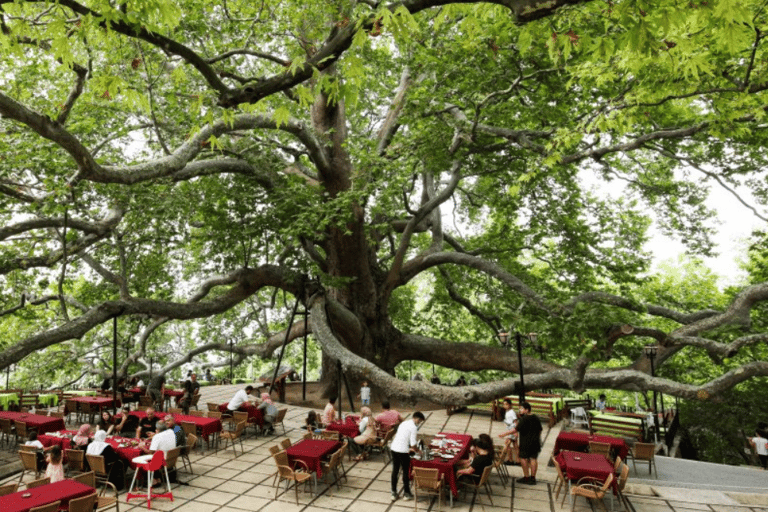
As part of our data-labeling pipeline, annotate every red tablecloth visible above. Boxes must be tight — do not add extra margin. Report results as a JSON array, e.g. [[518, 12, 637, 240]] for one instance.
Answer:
[[326, 417, 359, 438], [130, 411, 222, 440], [0, 480, 94, 512], [286, 439, 341, 478], [218, 403, 264, 426], [104, 435, 145, 468], [556, 451, 616, 491], [554, 432, 629, 461], [0, 411, 65, 434], [411, 433, 472, 497], [38, 431, 75, 451], [70, 396, 120, 410]]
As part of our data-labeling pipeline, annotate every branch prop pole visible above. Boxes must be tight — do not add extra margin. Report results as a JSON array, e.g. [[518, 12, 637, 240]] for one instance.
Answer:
[[269, 297, 300, 395]]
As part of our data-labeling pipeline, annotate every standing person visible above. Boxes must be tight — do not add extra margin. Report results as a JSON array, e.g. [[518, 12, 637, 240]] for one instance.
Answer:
[[322, 397, 337, 425], [596, 394, 607, 411], [389, 411, 426, 501], [358, 381, 371, 407], [204, 369, 213, 381], [147, 373, 166, 411], [751, 430, 768, 469], [497, 398, 519, 465], [180, 372, 200, 414], [45, 445, 65, 483], [509, 401, 542, 485]]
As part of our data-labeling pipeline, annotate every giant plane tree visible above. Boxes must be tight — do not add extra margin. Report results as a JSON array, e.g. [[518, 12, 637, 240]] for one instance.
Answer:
[[1, 0, 768, 404]]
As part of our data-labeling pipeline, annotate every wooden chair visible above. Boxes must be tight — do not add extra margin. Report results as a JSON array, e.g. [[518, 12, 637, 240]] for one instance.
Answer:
[[630, 442, 657, 478], [268, 446, 282, 487], [73, 471, 119, 512], [227, 411, 248, 432], [280, 438, 292, 450], [570, 473, 614, 512], [25, 476, 50, 489], [18, 449, 40, 483], [167, 408, 182, 414], [188, 410, 204, 417], [68, 492, 97, 512], [70, 470, 96, 485], [273, 408, 287, 435], [14, 421, 29, 445], [0, 418, 15, 447], [552, 456, 569, 507], [413, 467, 444, 511], [273, 450, 312, 504], [85, 454, 114, 489], [180, 421, 199, 451], [181, 433, 197, 473], [219, 420, 246, 456], [319, 430, 340, 441], [617, 462, 631, 510], [65, 449, 85, 476], [190, 394, 201, 410], [320, 446, 344, 496], [491, 444, 510, 486], [29, 501, 61, 512], [458, 465, 493, 505], [0, 482, 19, 496], [589, 441, 612, 461], [207, 411, 222, 419], [164, 446, 183, 484], [369, 426, 397, 461]]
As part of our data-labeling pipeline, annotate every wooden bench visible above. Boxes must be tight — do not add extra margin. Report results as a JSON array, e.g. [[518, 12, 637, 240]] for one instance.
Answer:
[[590, 411, 646, 441], [563, 398, 593, 420], [503, 395, 562, 427]]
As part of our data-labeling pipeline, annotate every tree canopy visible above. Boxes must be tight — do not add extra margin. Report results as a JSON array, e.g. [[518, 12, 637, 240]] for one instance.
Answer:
[[1, 0, 768, 404]]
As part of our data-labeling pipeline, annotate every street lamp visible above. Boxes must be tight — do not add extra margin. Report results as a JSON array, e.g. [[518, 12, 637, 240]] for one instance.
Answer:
[[644, 345, 660, 442], [498, 329, 537, 402]]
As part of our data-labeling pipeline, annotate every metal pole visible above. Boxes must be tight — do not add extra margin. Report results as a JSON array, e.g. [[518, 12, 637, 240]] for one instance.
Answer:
[[149, 357, 153, 381], [337, 360, 343, 419], [229, 339, 233, 384], [5, 366, 9, 389], [270, 298, 301, 395], [516, 332, 526, 402], [302, 312, 308, 401], [113, 316, 118, 415], [650, 353, 660, 442]]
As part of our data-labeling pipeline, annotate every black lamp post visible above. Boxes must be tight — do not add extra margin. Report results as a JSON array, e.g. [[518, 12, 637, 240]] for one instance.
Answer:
[[498, 330, 538, 402], [644, 345, 660, 442], [229, 339, 234, 384]]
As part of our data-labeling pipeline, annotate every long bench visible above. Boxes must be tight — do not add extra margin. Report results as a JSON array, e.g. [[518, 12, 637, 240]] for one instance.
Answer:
[[589, 410, 647, 440], [502, 394, 562, 427]]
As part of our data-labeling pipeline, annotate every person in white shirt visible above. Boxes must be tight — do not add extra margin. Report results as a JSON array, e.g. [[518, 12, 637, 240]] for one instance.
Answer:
[[751, 430, 768, 469], [138, 420, 176, 488], [389, 411, 425, 501], [497, 398, 518, 465], [322, 397, 337, 425], [358, 381, 371, 407], [227, 385, 254, 411], [596, 394, 607, 411]]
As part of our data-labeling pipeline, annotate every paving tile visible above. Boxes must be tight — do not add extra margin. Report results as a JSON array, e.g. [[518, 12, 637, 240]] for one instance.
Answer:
[[195, 489, 239, 505], [188, 475, 228, 489], [225, 495, 272, 510], [215, 479, 255, 494]]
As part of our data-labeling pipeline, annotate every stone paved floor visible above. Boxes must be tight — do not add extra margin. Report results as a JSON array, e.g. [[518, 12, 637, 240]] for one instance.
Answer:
[[1, 384, 766, 512]]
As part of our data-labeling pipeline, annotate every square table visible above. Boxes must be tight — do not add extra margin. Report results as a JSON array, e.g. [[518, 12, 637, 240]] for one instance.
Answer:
[[218, 403, 264, 426], [130, 411, 222, 441], [556, 451, 617, 493], [0, 411, 66, 434], [36, 394, 59, 408], [554, 432, 629, 461], [0, 480, 94, 512], [410, 432, 472, 498], [286, 439, 341, 477], [71, 396, 119, 411], [326, 417, 359, 438], [0, 393, 19, 411]]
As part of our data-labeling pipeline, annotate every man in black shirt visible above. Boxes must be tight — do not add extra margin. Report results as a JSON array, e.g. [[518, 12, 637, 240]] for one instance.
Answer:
[[456, 437, 493, 484], [148, 374, 166, 411], [137, 407, 158, 438], [179, 373, 200, 414], [510, 401, 543, 485]]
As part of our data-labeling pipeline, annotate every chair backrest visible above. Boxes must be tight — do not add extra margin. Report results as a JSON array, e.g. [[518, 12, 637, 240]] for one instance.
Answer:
[[0, 482, 19, 496], [382, 426, 397, 444], [0, 418, 12, 435], [139, 396, 153, 407], [188, 410, 205, 417], [325, 448, 341, 471], [276, 409, 287, 422], [477, 465, 492, 486], [413, 467, 440, 490], [207, 411, 222, 419], [269, 445, 281, 456], [26, 476, 51, 489], [165, 446, 182, 469], [146, 450, 166, 471], [68, 492, 97, 512], [339, 440, 349, 459], [207, 403, 219, 412], [273, 450, 289, 467], [19, 444, 38, 453], [233, 411, 248, 423], [48, 412, 64, 419], [552, 457, 566, 481], [181, 421, 197, 437], [85, 454, 108, 476], [80, 402, 92, 415], [65, 449, 85, 471], [589, 441, 611, 457], [19, 450, 37, 470], [599, 473, 614, 495], [190, 394, 201, 405], [617, 463, 630, 492], [29, 500, 61, 512], [234, 420, 246, 435], [14, 420, 28, 437], [186, 433, 198, 451], [320, 430, 339, 440], [302, 432, 313, 441], [168, 408, 182, 414], [71, 471, 96, 487], [280, 438, 292, 450], [633, 442, 655, 460]]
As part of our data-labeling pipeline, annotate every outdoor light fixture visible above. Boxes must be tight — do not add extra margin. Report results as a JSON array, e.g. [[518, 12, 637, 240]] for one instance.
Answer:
[[497, 328, 538, 402], [497, 330, 510, 348]]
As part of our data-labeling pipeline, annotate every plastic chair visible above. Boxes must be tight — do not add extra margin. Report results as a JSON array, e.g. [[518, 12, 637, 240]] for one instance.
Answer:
[[570, 407, 590, 429], [126, 451, 173, 508], [413, 467, 444, 511], [570, 473, 614, 512]]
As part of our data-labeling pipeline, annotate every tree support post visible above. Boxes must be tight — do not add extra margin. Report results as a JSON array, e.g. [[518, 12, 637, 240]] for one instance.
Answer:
[[269, 297, 300, 396], [112, 315, 118, 416]]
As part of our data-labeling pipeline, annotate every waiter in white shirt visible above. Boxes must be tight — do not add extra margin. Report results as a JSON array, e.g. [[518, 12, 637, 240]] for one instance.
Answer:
[[389, 411, 425, 502], [227, 385, 254, 411]]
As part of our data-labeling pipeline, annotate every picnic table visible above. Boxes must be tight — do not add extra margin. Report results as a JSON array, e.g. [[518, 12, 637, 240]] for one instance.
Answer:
[[410, 432, 472, 498], [0, 411, 65, 434], [554, 431, 629, 460], [286, 439, 340, 478], [0, 480, 94, 512]]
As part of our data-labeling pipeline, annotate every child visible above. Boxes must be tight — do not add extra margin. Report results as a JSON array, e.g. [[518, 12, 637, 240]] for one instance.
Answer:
[[45, 445, 65, 483], [751, 430, 768, 469], [358, 381, 371, 407], [306, 410, 321, 433]]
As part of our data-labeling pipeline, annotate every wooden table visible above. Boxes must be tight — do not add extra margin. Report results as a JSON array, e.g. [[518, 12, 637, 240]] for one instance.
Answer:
[[410, 432, 472, 499], [326, 418, 359, 438], [0, 411, 65, 434], [286, 439, 341, 478], [556, 450, 618, 506], [554, 431, 629, 460], [218, 403, 264, 426], [0, 480, 94, 512], [130, 411, 222, 440]]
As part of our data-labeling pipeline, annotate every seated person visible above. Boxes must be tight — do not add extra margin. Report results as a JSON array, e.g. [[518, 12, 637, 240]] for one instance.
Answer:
[[305, 410, 321, 433], [456, 437, 493, 484], [24, 431, 47, 471], [72, 424, 91, 448], [115, 405, 139, 436], [226, 385, 254, 412], [258, 393, 278, 435], [374, 401, 403, 432], [136, 407, 158, 438], [87, 429, 126, 490], [322, 397, 337, 425], [97, 410, 117, 435], [139, 420, 177, 487], [351, 407, 378, 460]]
